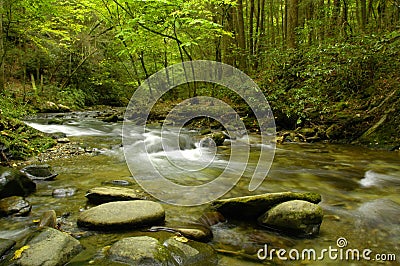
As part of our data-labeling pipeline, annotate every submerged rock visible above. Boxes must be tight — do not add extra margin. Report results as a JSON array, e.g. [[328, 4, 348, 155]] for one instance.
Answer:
[[77, 200, 165, 230], [107, 236, 171, 265], [258, 200, 323, 237], [85, 186, 145, 204], [20, 164, 58, 181], [211, 192, 321, 219], [11, 227, 83, 266], [149, 225, 212, 243], [0, 166, 36, 198], [52, 187, 77, 198], [0, 196, 31, 217], [0, 238, 16, 257], [163, 236, 218, 265]]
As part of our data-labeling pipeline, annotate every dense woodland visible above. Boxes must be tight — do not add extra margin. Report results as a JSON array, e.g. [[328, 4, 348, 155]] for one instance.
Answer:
[[0, 0, 399, 160]]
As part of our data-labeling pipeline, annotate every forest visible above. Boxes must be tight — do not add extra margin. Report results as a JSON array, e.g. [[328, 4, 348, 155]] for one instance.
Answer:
[[0, 0, 399, 160]]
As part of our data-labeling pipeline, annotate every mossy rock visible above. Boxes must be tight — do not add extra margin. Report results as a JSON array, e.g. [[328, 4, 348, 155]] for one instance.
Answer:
[[211, 192, 321, 219], [258, 200, 323, 237]]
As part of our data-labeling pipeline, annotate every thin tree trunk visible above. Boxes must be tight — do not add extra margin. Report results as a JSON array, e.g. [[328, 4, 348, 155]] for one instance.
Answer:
[[0, 0, 5, 94], [287, 0, 299, 49], [236, 0, 247, 70], [249, 0, 255, 58]]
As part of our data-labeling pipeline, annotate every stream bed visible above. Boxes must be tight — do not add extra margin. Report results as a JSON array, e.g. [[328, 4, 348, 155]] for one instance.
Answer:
[[1, 112, 399, 265]]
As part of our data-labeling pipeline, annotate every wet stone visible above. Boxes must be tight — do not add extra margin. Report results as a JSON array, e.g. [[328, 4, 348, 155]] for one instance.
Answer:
[[0, 196, 31, 217], [258, 200, 324, 237], [20, 164, 58, 181], [212, 192, 321, 219], [0, 166, 36, 198], [85, 186, 145, 204], [107, 236, 171, 265], [163, 236, 218, 266], [77, 200, 165, 230], [11, 227, 83, 266], [52, 187, 77, 198], [0, 238, 16, 257]]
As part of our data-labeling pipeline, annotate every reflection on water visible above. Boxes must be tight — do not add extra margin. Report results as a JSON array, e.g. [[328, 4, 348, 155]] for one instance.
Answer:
[[0, 113, 397, 265]]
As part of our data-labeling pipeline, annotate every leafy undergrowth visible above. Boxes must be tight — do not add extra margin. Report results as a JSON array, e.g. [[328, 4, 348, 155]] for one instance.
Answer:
[[0, 96, 56, 164]]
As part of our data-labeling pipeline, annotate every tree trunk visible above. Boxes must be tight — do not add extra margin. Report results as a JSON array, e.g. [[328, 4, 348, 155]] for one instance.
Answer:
[[360, 0, 367, 30], [0, 0, 5, 93], [249, 0, 255, 58], [223, 5, 235, 66], [287, 0, 298, 49], [236, 0, 247, 70]]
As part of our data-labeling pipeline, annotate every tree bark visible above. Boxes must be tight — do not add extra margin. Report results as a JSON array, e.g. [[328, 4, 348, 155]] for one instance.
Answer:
[[236, 0, 247, 70], [287, 0, 298, 49], [360, 0, 367, 30], [0, 0, 5, 93]]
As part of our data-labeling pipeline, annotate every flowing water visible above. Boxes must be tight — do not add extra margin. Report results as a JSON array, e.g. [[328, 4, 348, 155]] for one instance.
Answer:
[[1, 112, 399, 265]]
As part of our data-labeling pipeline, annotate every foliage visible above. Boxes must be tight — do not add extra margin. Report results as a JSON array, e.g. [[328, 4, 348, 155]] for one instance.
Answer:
[[258, 32, 400, 128]]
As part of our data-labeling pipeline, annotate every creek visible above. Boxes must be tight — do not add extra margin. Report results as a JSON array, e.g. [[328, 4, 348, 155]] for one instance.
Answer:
[[1, 111, 399, 265]]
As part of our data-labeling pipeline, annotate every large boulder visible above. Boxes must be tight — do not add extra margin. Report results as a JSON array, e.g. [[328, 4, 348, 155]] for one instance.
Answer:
[[107, 236, 171, 265], [0, 196, 31, 217], [0, 167, 36, 199], [85, 186, 145, 204], [211, 192, 321, 219], [258, 200, 323, 237], [77, 200, 165, 230], [11, 227, 83, 266]]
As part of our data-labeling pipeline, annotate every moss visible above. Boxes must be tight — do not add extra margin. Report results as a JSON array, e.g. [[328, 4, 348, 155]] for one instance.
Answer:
[[211, 191, 322, 219], [0, 116, 56, 162]]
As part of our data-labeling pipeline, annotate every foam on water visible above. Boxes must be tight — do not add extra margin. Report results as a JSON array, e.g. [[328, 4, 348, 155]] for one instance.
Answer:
[[360, 170, 400, 187]]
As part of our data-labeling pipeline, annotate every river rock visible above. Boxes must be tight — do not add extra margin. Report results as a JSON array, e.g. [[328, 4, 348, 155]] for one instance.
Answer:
[[107, 236, 172, 265], [77, 200, 165, 230], [56, 138, 70, 144], [0, 167, 36, 198], [52, 187, 77, 198], [163, 236, 218, 265], [258, 200, 323, 237], [149, 225, 212, 242], [211, 192, 321, 219], [0, 238, 16, 257], [38, 210, 57, 228], [211, 132, 225, 146], [85, 186, 145, 204], [0, 196, 31, 217], [20, 164, 58, 181], [11, 227, 83, 266]]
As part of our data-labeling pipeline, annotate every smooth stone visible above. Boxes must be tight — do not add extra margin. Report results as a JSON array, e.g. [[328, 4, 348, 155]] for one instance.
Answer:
[[0, 196, 31, 217], [0, 166, 36, 198], [0, 238, 16, 257], [211, 191, 321, 219], [107, 236, 171, 265], [102, 179, 132, 186], [52, 187, 76, 198], [38, 210, 57, 228], [12, 227, 83, 266], [163, 236, 218, 266], [85, 186, 145, 204], [149, 225, 212, 242], [20, 164, 58, 181], [56, 138, 70, 144], [258, 200, 324, 237], [77, 200, 165, 230]]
